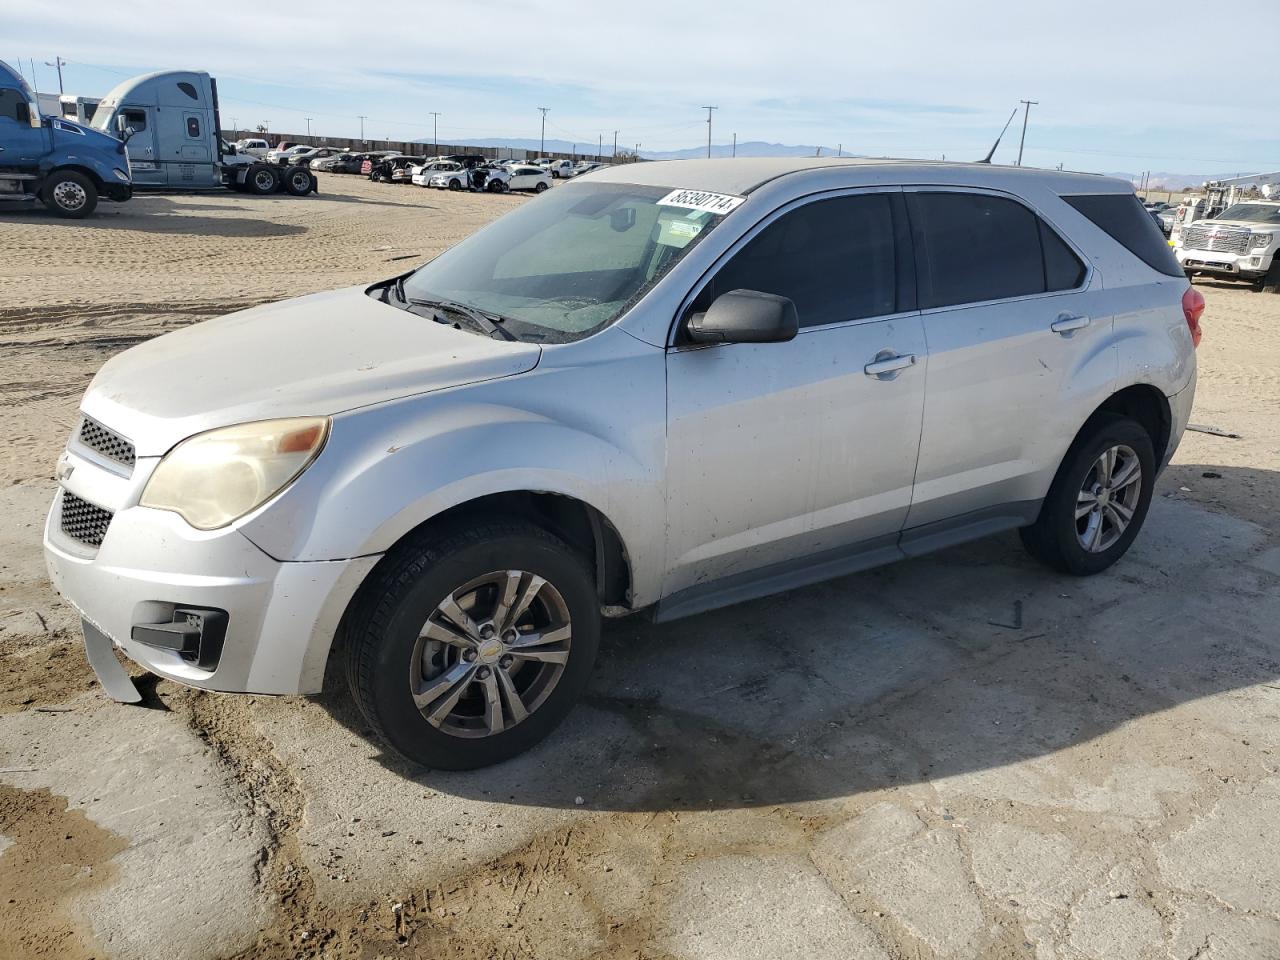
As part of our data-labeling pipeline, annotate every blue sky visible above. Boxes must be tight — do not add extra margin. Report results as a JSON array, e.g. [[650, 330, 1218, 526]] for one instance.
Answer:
[[9, 0, 1279, 177]]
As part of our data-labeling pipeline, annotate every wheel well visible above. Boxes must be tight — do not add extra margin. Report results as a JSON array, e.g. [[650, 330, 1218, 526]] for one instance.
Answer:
[[382, 492, 631, 609], [1093, 384, 1172, 465], [47, 165, 104, 191]]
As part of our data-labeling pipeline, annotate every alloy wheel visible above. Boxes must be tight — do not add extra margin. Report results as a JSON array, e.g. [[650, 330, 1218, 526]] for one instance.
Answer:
[[1075, 444, 1142, 553], [409, 570, 572, 738], [52, 181, 87, 211]]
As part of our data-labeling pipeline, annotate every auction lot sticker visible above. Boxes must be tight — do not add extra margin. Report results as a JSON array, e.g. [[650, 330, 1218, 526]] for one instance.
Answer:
[[658, 189, 745, 215]]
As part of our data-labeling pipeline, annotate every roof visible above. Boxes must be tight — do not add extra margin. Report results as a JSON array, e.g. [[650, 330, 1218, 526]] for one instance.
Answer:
[[585, 156, 1129, 197]]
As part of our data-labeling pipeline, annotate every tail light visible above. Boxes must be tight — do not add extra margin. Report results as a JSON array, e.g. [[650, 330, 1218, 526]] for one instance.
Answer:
[[1182, 286, 1205, 348]]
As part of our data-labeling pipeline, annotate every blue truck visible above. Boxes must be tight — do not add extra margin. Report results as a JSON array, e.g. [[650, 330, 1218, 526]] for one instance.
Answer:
[[1, 59, 132, 218], [88, 69, 316, 197]]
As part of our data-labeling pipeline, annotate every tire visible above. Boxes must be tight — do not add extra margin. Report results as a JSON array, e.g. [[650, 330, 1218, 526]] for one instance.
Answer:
[[345, 519, 601, 770], [534, 181, 549, 193], [247, 164, 279, 195], [283, 165, 314, 196], [1261, 259, 1280, 294], [42, 170, 97, 218], [486, 179, 506, 193], [1019, 413, 1156, 576], [448, 178, 462, 191]]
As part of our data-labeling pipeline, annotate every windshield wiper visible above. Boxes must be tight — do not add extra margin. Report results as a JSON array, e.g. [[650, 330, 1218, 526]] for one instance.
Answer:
[[407, 297, 517, 341]]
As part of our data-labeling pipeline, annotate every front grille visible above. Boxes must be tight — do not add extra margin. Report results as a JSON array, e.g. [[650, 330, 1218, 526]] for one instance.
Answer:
[[1182, 225, 1251, 256], [60, 491, 114, 548], [78, 417, 135, 469]]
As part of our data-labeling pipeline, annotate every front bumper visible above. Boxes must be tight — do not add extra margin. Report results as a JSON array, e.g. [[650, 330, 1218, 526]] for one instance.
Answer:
[[44, 485, 378, 697], [1176, 246, 1273, 279]]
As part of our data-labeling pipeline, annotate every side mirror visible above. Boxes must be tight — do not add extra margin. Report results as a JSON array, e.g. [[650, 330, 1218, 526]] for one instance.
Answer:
[[686, 289, 799, 344]]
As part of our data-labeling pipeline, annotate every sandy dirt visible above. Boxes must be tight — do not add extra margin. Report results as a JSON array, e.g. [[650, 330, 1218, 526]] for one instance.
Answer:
[[1, 174, 1279, 960]]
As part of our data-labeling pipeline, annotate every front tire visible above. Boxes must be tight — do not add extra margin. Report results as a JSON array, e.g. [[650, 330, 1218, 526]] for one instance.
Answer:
[[1019, 414, 1156, 575], [42, 171, 98, 218], [534, 181, 549, 193], [346, 520, 601, 770], [247, 164, 279, 195], [1261, 259, 1280, 294]]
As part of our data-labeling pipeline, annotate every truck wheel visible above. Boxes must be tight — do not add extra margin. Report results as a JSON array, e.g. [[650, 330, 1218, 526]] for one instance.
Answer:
[[248, 164, 279, 195], [42, 171, 98, 219], [283, 166, 315, 196], [1261, 260, 1280, 294], [345, 519, 600, 770], [1019, 413, 1155, 576]]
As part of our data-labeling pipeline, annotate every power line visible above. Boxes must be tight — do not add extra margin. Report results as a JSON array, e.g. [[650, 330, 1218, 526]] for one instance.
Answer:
[[45, 56, 66, 94]]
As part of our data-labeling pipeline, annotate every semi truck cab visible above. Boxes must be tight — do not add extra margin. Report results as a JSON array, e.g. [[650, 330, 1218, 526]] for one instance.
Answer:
[[0, 59, 132, 218]]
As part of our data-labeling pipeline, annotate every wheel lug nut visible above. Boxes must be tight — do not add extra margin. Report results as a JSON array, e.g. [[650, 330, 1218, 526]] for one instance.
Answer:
[[463, 649, 478, 662], [499, 654, 514, 669], [503, 630, 517, 644], [479, 624, 495, 639], [477, 666, 491, 679]]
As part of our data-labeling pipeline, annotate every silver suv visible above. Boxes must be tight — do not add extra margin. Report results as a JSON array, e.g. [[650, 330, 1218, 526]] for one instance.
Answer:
[[44, 158, 1201, 768]]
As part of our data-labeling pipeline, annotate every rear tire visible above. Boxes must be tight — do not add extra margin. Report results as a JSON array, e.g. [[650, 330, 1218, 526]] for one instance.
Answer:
[[345, 520, 600, 770], [247, 164, 279, 195], [1019, 414, 1156, 576], [534, 181, 549, 193], [42, 171, 97, 218], [283, 165, 315, 196]]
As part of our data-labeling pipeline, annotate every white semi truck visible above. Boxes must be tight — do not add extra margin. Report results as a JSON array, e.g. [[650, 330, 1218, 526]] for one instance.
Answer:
[[89, 70, 316, 196]]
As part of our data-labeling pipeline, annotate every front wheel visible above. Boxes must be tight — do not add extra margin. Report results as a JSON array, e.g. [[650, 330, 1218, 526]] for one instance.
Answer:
[[42, 171, 98, 218], [346, 520, 601, 769], [1260, 259, 1280, 294], [534, 181, 549, 193], [248, 164, 279, 195], [1020, 414, 1156, 575]]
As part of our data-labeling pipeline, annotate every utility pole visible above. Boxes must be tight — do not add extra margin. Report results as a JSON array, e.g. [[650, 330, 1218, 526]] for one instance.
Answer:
[[358, 115, 367, 143], [44, 56, 66, 94], [598, 133, 602, 160], [538, 106, 549, 158], [1016, 99, 1038, 166], [304, 117, 312, 137], [732, 132, 737, 157], [430, 112, 440, 155], [612, 130, 618, 158], [838, 143, 842, 157], [701, 105, 717, 158]]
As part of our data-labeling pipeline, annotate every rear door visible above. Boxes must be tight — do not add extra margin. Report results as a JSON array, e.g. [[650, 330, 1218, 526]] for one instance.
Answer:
[[663, 189, 928, 598], [902, 188, 1110, 535]]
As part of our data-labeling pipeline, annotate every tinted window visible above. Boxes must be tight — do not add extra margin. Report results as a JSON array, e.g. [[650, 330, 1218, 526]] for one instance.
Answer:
[[1040, 220, 1087, 290], [177, 82, 199, 101], [1063, 193, 1182, 277], [186, 116, 201, 138], [0, 88, 28, 123], [909, 193, 1048, 308], [698, 193, 898, 328]]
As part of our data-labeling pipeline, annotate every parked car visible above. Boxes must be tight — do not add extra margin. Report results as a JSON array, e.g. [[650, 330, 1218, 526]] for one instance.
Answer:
[[272, 141, 301, 152], [359, 152, 402, 176], [45, 158, 1200, 770], [534, 158, 575, 178], [266, 144, 313, 165], [504, 164, 552, 192], [233, 138, 270, 158], [1156, 207, 1178, 236], [368, 155, 420, 182], [428, 166, 471, 190], [1175, 200, 1280, 291], [310, 152, 357, 172], [411, 160, 463, 187]]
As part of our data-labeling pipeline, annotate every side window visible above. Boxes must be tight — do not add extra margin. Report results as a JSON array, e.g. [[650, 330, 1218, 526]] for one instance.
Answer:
[[1040, 221, 1086, 291], [186, 116, 201, 138], [122, 109, 147, 132], [1062, 193, 1182, 278], [908, 192, 1049, 308], [0, 88, 29, 123], [697, 193, 899, 328]]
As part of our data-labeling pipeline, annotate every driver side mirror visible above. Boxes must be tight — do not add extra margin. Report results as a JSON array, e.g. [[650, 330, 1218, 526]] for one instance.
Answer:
[[686, 289, 799, 344], [115, 114, 136, 142]]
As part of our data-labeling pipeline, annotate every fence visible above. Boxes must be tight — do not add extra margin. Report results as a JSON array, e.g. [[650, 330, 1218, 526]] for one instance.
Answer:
[[219, 131, 613, 164]]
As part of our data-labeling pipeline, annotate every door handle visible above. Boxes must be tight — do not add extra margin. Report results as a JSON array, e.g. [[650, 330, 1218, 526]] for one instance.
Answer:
[[864, 353, 917, 377], [1050, 313, 1091, 334]]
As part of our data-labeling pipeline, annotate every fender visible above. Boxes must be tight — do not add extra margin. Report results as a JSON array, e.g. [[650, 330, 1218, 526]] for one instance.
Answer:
[[236, 342, 669, 606]]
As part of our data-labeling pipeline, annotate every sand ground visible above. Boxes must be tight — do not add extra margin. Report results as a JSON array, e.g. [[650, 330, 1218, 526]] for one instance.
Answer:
[[1, 174, 1279, 960]]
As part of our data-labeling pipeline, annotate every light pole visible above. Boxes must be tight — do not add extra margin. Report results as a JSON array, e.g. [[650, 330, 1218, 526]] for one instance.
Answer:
[[598, 133, 602, 161], [44, 56, 66, 94], [358, 115, 367, 144], [1016, 99, 1038, 166], [701, 105, 717, 158], [304, 117, 312, 137], [538, 106, 549, 158], [430, 112, 440, 155], [612, 130, 618, 158], [732, 132, 737, 157]]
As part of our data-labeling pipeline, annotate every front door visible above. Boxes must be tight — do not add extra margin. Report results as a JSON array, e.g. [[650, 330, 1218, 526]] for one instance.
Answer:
[[663, 189, 927, 601], [0, 88, 47, 169], [118, 106, 164, 187]]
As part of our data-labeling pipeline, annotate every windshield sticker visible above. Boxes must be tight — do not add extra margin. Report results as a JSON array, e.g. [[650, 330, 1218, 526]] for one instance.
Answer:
[[657, 189, 745, 216]]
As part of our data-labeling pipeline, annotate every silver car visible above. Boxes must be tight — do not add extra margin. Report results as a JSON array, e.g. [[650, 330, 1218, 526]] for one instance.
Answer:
[[44, 158, 1201, 769]]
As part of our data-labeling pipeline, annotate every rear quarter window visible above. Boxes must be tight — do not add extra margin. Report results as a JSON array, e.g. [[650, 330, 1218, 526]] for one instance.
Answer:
[[1062, 193, 1182, 277]]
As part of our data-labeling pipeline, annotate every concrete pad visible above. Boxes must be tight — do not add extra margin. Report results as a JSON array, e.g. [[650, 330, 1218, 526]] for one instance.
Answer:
[[662, 853, 886, 960], [1167, 901, 1280, 959], [0, 695, 271, 959]]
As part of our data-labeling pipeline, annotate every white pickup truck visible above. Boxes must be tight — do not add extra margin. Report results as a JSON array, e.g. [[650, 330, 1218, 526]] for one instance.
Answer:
[[1176, 200, 1280, 293]]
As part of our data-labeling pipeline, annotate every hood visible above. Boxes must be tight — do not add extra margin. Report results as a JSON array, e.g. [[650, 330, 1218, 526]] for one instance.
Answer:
[[51, 117, 124, 153], [1201, 218, 1280, 231], [82, 286, 542, 456]]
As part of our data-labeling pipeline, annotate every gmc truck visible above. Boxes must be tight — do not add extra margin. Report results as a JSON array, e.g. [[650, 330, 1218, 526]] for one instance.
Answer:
[[1, 59, 132, 218]]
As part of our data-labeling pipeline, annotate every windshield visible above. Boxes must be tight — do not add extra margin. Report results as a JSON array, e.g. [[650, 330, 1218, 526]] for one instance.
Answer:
[[402, 182, 728, 342], [1217, 203, 1280, 224]]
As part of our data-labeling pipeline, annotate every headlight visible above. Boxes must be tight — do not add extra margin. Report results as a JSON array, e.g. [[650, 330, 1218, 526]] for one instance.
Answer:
[[112, 168, 130, 181], [1250, 233, 1273, 250], [141, 417, 329, 530]]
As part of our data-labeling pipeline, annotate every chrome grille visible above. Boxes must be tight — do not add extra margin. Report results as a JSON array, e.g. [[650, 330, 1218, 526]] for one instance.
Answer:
[[1181, 225, 1251, 256], [78, 417, 135, 469], [60, 491, 114, 548]]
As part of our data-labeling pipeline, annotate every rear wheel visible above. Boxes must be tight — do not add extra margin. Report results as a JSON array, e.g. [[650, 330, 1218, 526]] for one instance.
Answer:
[[346, 520, 600, 769], [248, 164, 279, 195], [1020, 414, 1155, 575], [283, 165, 315, 196], [534, 181, 549, 193], [42, 171, 97, 218]]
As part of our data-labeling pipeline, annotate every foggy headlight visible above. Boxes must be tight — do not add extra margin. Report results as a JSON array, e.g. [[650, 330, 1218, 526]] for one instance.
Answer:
[[141, 417, 329, 530], [1249, 233, 1273, 250]]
